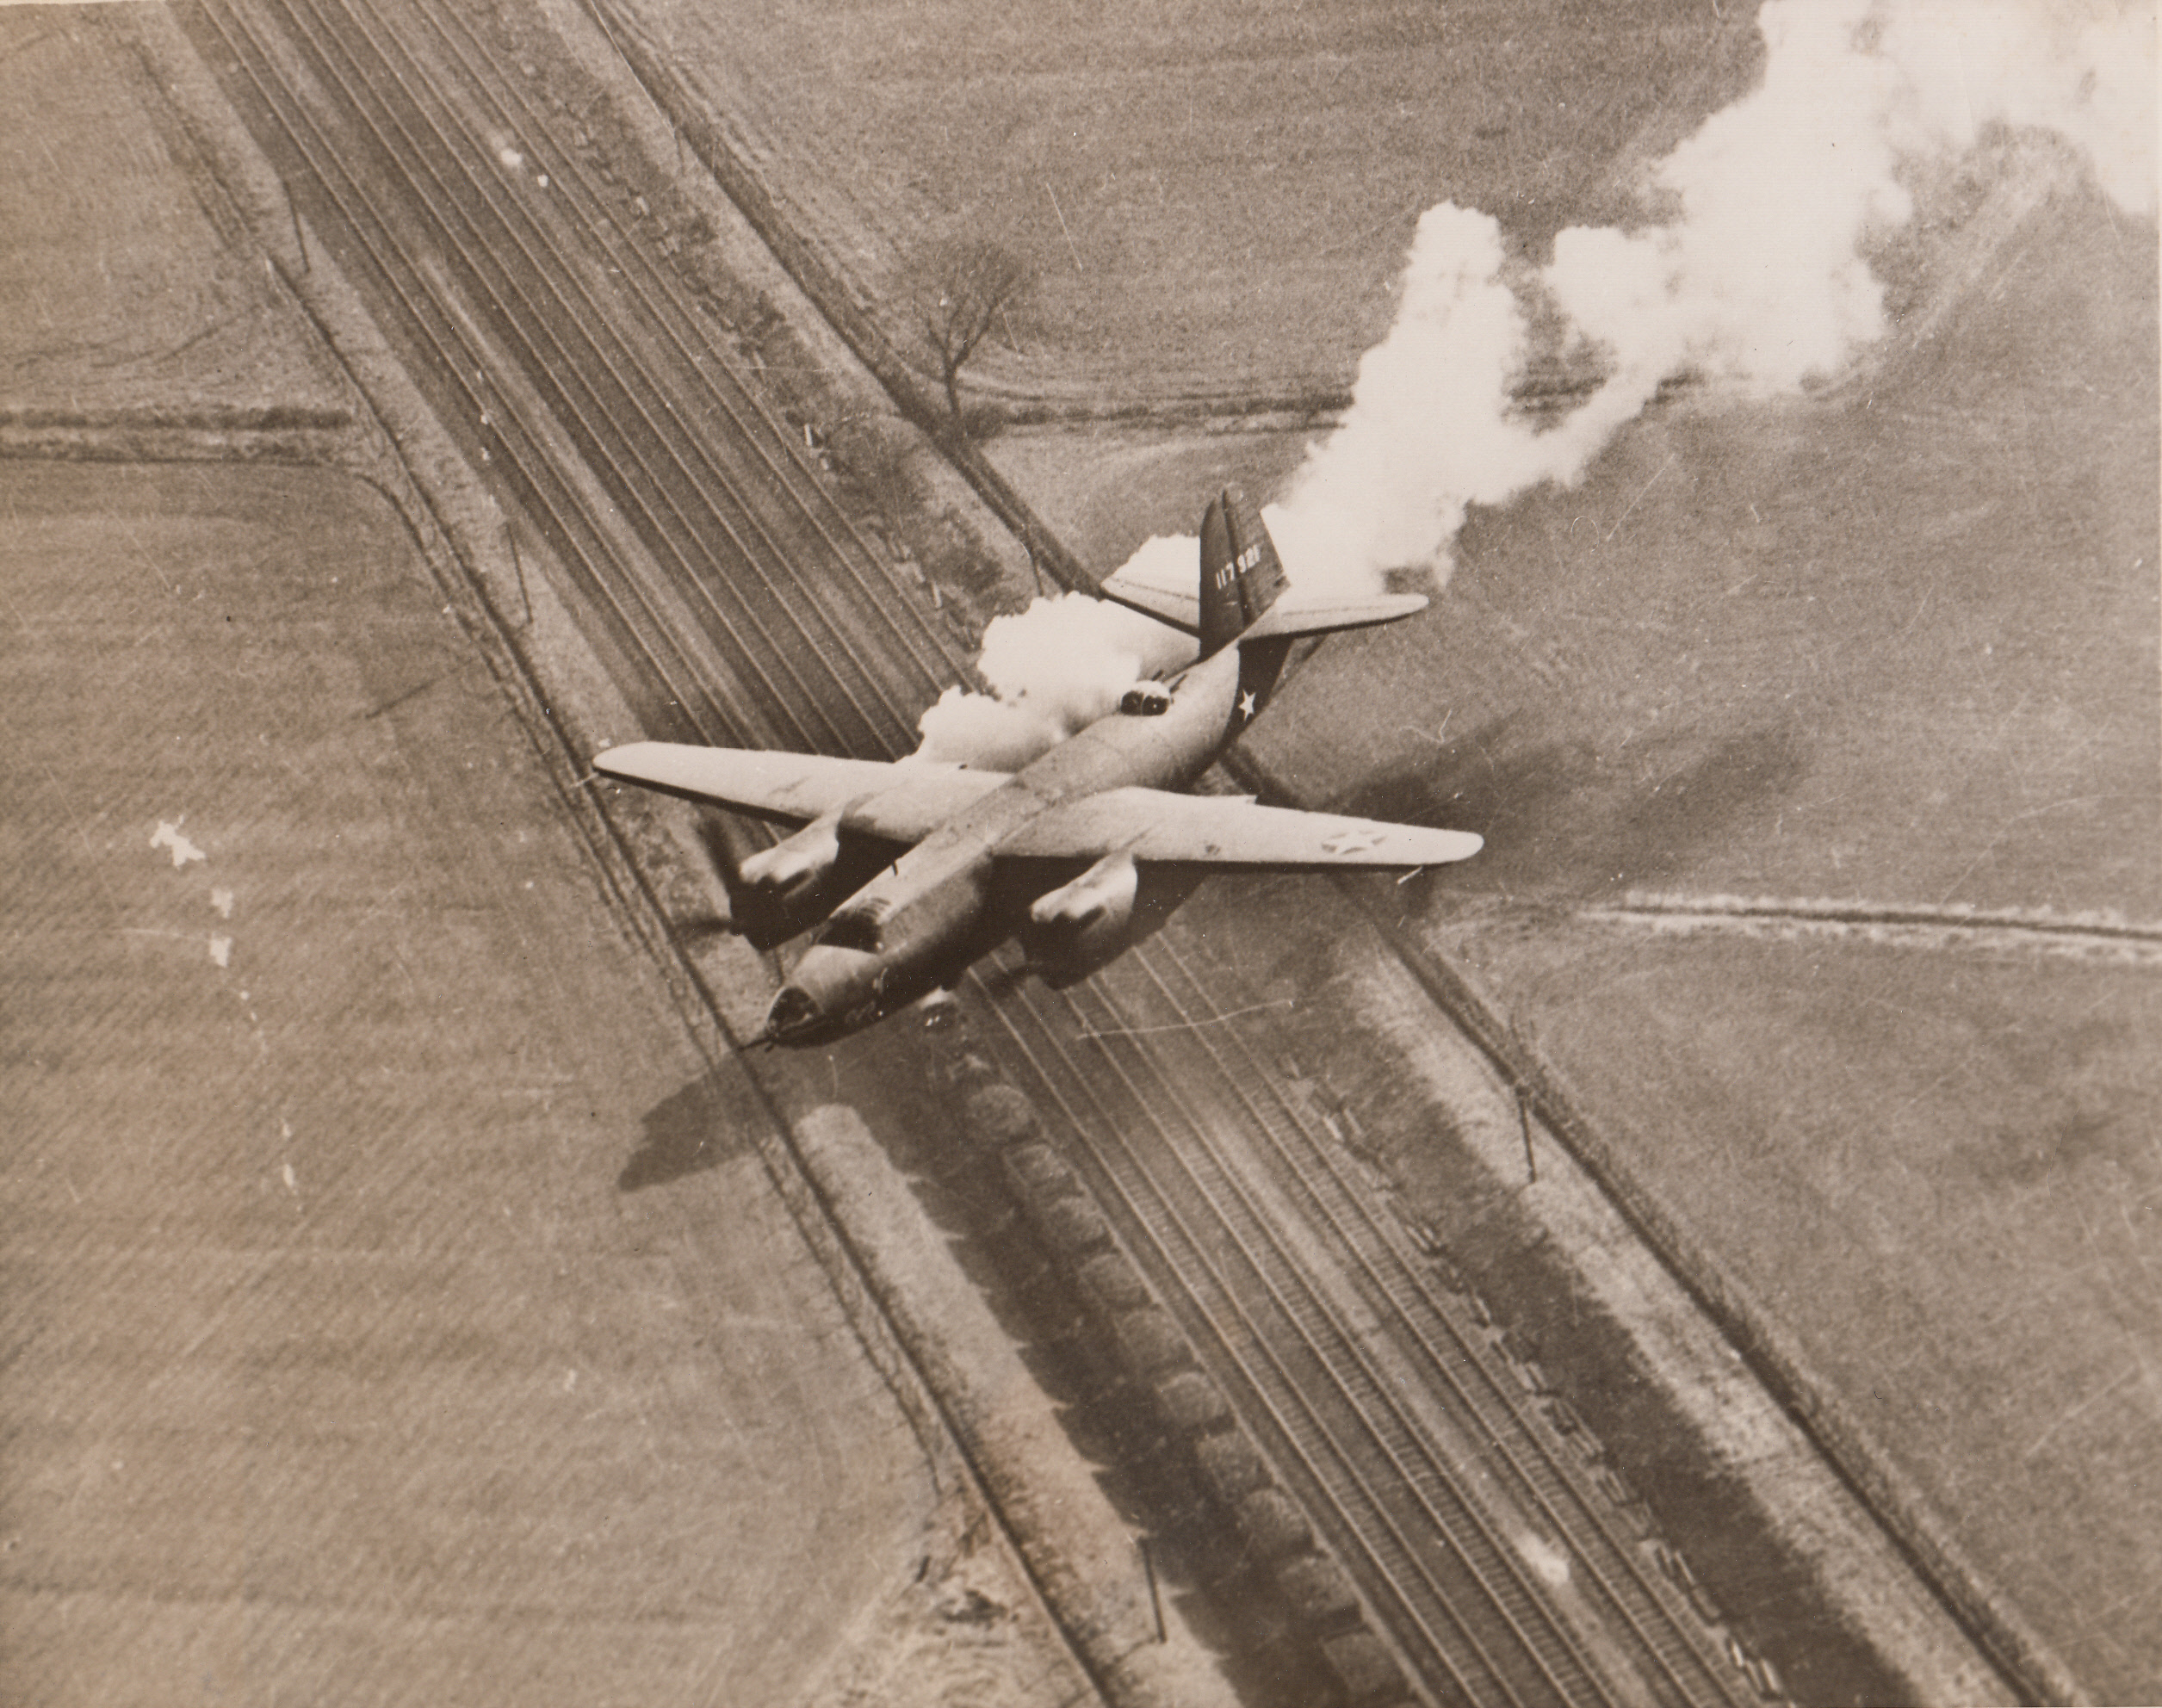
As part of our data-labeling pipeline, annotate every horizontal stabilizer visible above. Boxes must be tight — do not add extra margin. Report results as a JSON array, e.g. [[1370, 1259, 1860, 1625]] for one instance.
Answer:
[[994, 786, 1482, 868], [1095, 579, 1428, 644], [1096, 571, 1199, 636], [1241, 591, 1428, 639]]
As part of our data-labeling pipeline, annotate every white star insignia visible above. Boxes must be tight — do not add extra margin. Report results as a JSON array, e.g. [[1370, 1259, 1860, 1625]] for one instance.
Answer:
[[1237, 690, 1257, 721]]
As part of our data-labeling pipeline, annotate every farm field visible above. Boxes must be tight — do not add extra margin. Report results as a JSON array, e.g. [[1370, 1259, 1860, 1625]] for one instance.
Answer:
[[0, 9, 341, 422], [0, 461, 952, 1707], [607, 0, 1761, 404]]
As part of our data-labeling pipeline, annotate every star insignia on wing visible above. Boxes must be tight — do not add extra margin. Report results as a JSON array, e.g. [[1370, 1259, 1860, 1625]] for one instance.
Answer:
[[1236, 689, 1257, 722], [1321, 826, 1386, 856]]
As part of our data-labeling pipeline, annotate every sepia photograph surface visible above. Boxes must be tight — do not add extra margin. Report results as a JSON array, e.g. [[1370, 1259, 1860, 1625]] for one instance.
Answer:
[[3, 2, 2155, 1704]]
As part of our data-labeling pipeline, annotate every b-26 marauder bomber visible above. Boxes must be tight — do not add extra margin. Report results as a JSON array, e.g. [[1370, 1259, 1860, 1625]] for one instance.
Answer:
[[596, 488, 1482, 1043]]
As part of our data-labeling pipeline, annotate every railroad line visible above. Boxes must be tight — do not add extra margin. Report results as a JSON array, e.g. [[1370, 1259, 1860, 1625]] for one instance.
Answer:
[[979, 940, 1756, 1708], [192, 0, 968, 760], [186, 4, 1769, 1701], [194, 0, 775, 751], [349, 0, 958, 720], [1133, 932, 1748, 1700], [279, 0, 920, 752]]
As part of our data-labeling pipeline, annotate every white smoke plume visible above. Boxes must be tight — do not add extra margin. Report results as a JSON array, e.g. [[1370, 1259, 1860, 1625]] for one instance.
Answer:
[[913, 591, 1195, 766], [1550, 0, 2157, 399], [917, 0, 2155, 767]]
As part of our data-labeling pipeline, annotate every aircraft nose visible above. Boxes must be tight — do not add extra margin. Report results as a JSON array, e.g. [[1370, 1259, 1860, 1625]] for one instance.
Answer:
[[765, 983, 821, 1041]]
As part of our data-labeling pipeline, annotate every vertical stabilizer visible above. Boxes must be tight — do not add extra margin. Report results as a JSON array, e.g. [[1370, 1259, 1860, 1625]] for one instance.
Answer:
[[1198, 486, 1289, 657]]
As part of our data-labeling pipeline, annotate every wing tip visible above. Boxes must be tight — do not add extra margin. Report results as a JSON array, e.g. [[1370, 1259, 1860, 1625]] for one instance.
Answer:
[[591, 739, 655, 778]]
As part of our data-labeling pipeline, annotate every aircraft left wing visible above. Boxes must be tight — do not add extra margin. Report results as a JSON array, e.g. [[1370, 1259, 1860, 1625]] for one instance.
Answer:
[[593, 742, 1010, 839], [994, 787, 1482, 868]]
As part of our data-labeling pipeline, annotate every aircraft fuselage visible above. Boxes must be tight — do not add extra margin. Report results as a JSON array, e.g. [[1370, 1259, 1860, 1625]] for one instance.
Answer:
[[765, 640, 1292, 1043]]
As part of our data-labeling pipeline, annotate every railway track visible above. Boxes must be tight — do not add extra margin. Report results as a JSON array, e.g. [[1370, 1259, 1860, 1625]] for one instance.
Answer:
[[978, 934, 1759, 1708], [186, 3, 1769, 1701], [191, 0, 965, 758]]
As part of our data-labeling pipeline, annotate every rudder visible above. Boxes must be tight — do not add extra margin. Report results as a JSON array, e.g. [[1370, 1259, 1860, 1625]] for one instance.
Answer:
[[1198, 486, 1288, 657]]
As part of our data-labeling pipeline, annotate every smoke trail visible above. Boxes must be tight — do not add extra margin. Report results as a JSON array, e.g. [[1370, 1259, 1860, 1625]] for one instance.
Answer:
[[1550, 0, 2156, 400], [913, 591, 1195, 766], [918, 0, 2155, 766]]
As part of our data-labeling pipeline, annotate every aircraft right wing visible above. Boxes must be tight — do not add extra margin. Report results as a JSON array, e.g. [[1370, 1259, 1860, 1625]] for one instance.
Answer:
[[994, 786, 1483, 868], [593, 742, 1010, 840]]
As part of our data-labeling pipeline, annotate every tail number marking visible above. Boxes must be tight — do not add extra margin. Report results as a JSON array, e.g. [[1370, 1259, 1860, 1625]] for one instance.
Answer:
[[1212, 544, 1263, 589]]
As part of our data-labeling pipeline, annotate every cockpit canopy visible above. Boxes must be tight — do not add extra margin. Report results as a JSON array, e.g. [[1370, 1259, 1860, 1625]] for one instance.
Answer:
[[767, 984, 821, 1037], [1118, 682, 1172, 716]]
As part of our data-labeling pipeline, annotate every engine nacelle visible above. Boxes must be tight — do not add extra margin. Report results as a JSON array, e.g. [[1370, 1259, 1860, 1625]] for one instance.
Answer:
[[728, 812, 877, 950], [740, 810, 840, 894], [1018, 851, 1141, 987]]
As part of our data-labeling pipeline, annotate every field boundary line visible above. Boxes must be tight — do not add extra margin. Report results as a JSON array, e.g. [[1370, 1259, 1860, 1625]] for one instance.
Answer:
[[1581, 894, 2162, 965]]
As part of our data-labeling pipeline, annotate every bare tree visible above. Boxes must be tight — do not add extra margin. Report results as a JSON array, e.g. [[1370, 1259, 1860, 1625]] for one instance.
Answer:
[[911, 238, 1034, 431]]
